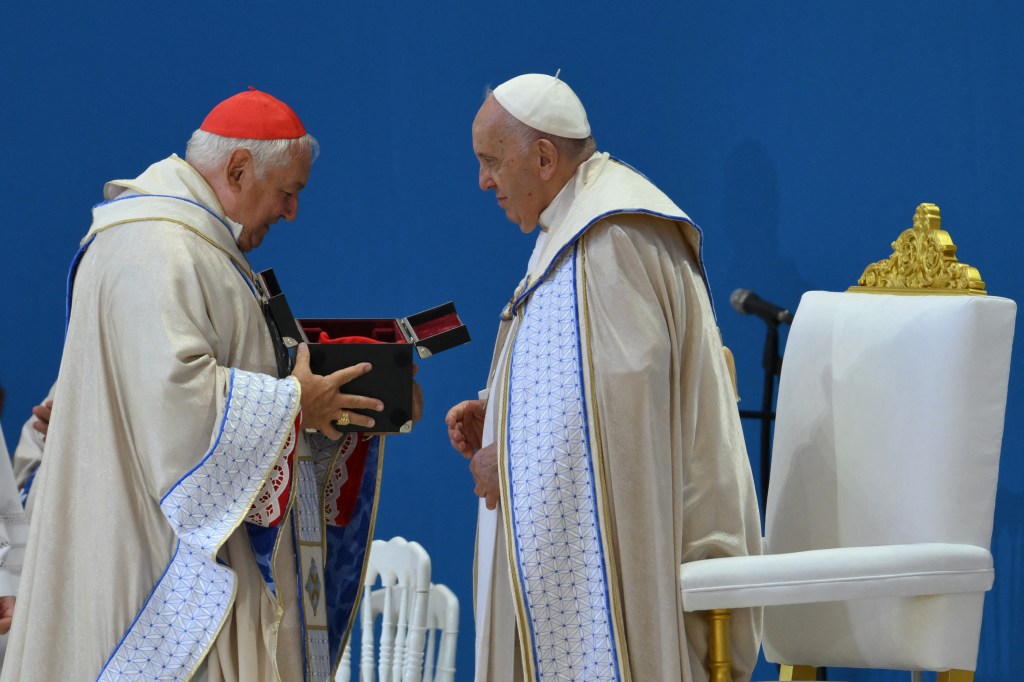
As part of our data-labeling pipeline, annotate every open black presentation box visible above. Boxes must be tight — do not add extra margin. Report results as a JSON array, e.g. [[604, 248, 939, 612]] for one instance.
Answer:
[[259, 269, 470, 434]]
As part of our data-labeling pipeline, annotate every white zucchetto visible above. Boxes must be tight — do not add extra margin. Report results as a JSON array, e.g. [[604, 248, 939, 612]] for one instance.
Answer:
[[492, 73, 591, 140]]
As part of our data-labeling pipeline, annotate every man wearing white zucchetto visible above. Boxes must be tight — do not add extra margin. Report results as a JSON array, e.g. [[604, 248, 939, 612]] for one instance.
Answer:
[[447, 72, 763, 682]]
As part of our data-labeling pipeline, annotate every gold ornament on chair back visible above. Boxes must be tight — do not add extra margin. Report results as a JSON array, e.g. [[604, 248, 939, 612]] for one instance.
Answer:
[[849, 202, 986, 295]]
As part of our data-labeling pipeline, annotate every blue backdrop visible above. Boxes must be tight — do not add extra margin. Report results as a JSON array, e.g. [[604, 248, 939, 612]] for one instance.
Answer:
[[1, 3, 1019, 680]]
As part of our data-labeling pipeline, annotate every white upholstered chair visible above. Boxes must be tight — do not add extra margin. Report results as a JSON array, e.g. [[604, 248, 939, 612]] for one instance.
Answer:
[[680, 204, 1016, 681], [336, 536, 432, 682]]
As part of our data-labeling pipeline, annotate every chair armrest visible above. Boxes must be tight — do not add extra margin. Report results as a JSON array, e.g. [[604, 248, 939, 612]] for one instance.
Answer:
[[680, 543, 992, 611]]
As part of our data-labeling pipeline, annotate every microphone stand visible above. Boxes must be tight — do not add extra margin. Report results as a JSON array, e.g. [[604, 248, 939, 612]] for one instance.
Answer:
[[738, 320, 782, 521]]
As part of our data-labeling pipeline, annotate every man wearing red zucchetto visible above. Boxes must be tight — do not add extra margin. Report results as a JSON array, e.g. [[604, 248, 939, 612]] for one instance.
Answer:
[[2, 89, 400, 682]]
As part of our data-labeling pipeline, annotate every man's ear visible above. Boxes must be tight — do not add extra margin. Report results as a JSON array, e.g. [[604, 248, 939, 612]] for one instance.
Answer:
[[536, 138, 559, 181], [226, 149, 253, 191]]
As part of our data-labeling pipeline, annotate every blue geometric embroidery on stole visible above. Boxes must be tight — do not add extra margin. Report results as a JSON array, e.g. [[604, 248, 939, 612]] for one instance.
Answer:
[[99, 369, 299, 681], [507, 247, 620, 682]]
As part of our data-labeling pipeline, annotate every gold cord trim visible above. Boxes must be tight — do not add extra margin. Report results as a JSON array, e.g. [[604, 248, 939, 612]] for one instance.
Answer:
[[722, 344, 740, 402], [89, 218, 261, 298]]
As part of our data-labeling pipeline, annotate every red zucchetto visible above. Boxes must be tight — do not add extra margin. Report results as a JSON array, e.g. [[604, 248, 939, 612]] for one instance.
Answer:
[[199, 87, 306, 140]]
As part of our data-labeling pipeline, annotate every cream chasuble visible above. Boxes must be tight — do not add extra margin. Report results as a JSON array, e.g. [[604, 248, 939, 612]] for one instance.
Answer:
[[474, 153, 763, 682], [1, 156, 382, 682]]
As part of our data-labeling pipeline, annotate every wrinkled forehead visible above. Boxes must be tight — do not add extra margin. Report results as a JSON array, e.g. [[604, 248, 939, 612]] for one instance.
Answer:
[[472, 99, 510, 153]]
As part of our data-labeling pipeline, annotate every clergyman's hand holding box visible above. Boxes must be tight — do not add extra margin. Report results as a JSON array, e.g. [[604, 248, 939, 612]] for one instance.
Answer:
[[259, 269, 470, 434]]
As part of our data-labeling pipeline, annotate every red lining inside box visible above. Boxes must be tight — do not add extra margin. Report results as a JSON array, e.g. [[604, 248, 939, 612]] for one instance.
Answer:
[[314, 332, 389, 345], [303, 319, 403, 344], [411, 311, 461, 341], [303, 311, 462, 345]]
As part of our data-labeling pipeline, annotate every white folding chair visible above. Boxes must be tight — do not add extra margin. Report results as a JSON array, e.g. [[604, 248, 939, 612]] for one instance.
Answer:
[[421, 583, 459, 682], [335, 536, 431, 682], [679, 204, 1015, 681]]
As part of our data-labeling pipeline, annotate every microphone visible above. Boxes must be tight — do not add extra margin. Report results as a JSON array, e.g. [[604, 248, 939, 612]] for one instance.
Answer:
[[730, 289, 794, 325]]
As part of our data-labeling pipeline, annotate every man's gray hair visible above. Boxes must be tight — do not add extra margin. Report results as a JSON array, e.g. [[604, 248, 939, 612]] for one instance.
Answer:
[[485, 91, 596, 163], [185, 130, 320, 178]]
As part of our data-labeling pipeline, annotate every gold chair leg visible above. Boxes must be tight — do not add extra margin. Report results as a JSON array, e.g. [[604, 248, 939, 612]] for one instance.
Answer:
[[705, 608, 733, 682], [779, 664, 817, 680], [937, 670, 973, 682]]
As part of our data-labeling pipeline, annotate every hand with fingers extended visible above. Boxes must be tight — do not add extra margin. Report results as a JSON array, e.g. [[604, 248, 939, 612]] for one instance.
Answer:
[[445, 399, 485, 459], [291, 343, 384, 440]]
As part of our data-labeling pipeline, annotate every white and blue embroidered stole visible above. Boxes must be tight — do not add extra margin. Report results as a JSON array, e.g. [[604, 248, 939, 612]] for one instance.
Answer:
[[503, 246, 624, 682], [292, 433, 384, 682], [295, 438, 331, 680], [99, 370, 299, 681], [241, 432, 383, 682]]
